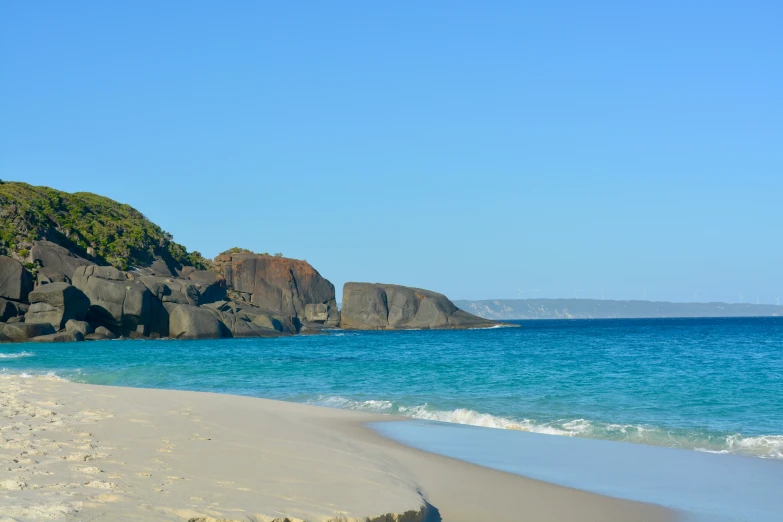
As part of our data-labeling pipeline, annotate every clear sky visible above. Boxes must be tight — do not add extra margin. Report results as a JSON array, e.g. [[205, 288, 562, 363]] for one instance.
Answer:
[[2, 2, 781, 304]]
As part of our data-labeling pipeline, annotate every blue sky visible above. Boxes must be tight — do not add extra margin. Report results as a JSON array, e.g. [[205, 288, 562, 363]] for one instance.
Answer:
[[2, 2, 781, 303]]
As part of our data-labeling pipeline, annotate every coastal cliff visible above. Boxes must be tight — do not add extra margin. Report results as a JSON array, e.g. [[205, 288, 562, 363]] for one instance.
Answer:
[[1, 180, 500, 342], [0, 182, 341, 341], [215, 251, 340, 328], [1, 249, 338, 341]]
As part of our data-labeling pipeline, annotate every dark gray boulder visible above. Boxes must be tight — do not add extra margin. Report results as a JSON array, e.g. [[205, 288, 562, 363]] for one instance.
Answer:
[[203, 300, 295, 337], [85, 332, 112, 341], [140, 276, 202, 306], [341, 284, 388, 328], [94, 326, 116, 339], [340, 283, 501, 330], [178, 266, 197, 279], [149, 257, 177, 277], [30, 330, 84, 343], [26, 283, 90, 329], [36, 267, 72, 285], [65, 319, 93, 336], [0, 255, 33, 302], [1, 322, 56, 341], [187, 270, 227, 303], [138, 274, 227, 336], [72, 265, 153, 336], [168, 304, 230, 339], [30, 241, 94, 284], [0, 297, 19, 322]]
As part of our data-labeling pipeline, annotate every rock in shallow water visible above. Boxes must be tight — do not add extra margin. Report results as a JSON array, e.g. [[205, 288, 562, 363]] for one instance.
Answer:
[[65, 319, 93, 336], [30, 330, 84, 343], [340, 283, 499, 330], [168, 304, 229, 339], [0, 322, 56, 341]]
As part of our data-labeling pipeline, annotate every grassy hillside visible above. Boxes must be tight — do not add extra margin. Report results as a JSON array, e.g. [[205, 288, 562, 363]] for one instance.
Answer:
[[0, 180, 209, 271]]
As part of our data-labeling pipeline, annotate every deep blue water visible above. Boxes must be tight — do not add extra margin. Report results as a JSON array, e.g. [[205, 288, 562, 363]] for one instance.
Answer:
[[2, 317, 782, 459]]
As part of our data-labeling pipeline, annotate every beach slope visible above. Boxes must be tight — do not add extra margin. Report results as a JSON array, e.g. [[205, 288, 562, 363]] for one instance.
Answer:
[[0, 375, 674, 522]]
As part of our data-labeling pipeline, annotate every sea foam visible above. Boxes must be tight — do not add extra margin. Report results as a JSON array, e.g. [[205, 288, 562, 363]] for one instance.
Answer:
[[0, 370, 67, 381], [307, 395, 783, 459], [0, 352, 35, 359]]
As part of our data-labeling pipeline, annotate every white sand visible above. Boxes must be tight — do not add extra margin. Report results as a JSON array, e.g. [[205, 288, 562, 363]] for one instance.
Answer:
[[0, 375, 676, 521]]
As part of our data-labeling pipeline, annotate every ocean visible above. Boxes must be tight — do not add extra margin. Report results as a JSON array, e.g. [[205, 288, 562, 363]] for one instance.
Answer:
[[2, 317, 782, 460]]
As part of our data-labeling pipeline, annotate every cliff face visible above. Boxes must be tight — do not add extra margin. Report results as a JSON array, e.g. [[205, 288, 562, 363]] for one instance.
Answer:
[[216, 252, 340, 328], [340, 283, 499, 330], [0, 182, 342, 341]]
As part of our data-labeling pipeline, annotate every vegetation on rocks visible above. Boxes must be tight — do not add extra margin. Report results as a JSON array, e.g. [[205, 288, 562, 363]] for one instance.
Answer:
[[0, 180, 209, 271], [219, 247, 256, 256]]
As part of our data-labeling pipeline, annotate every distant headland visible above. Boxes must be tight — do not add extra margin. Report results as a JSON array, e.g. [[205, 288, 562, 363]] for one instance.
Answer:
[[454, 298, 783, 320]]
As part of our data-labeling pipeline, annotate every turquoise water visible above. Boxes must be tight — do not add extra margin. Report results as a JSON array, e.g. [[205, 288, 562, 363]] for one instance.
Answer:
[[2, 317, 782, 459]]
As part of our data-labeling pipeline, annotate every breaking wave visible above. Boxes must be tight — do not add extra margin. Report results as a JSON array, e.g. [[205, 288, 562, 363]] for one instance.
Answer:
[[307, 396, 783, 459], [0, 352, 35, 359], [0, 370, 67, 381]]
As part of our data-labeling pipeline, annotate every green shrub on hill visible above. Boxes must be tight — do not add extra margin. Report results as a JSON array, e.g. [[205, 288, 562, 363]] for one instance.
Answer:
[[0, 181, 210, 271]]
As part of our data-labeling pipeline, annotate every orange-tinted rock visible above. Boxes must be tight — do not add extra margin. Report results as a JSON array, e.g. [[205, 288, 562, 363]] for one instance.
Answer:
[[218, 253, 339, 328]]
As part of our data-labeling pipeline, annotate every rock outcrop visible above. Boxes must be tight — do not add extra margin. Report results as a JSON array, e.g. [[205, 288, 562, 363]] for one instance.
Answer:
[[0, 322, 56, 342], [0, 297, 21, 322], [83, 326, 116, 341], [167, 300, 297, 340], [203, 300, 296, 337], [30, 241, 94, 284], [139, 273, 225, 307], [72, 266, 154, 336], [168, 304, 229, 340], [186, 270, 227, 303], [26, 283, 90, 329], [65, 319, 93, 336], [2, 183, 352, 342], [217, 253, 339, 328], [340, 283, 500, 330], [29, 330, 84, 343], [0, 255, 33, 302]]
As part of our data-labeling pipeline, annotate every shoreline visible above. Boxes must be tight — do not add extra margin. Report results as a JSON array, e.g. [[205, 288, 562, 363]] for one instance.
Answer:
[[0, 375, 677, 522], [373, 420, 783, 522]]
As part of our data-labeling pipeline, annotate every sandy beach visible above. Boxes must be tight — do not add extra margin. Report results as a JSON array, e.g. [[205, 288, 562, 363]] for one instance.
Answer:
[[0, 374, 675, 521]]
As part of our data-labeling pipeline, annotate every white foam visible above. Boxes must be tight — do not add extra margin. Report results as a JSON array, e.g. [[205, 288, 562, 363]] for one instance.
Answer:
[[0, 370, 67, 381], [0, 352, 35, 359], [306, 395, 783, 459], [310, 396, 395, 411], [468, 324, 515, 330], [725, 434, 783, 459]]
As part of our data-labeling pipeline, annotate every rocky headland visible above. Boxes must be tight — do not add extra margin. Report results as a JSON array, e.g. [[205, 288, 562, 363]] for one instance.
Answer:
[[340, 283, 498, 330], [0, 181, 502, 342]]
